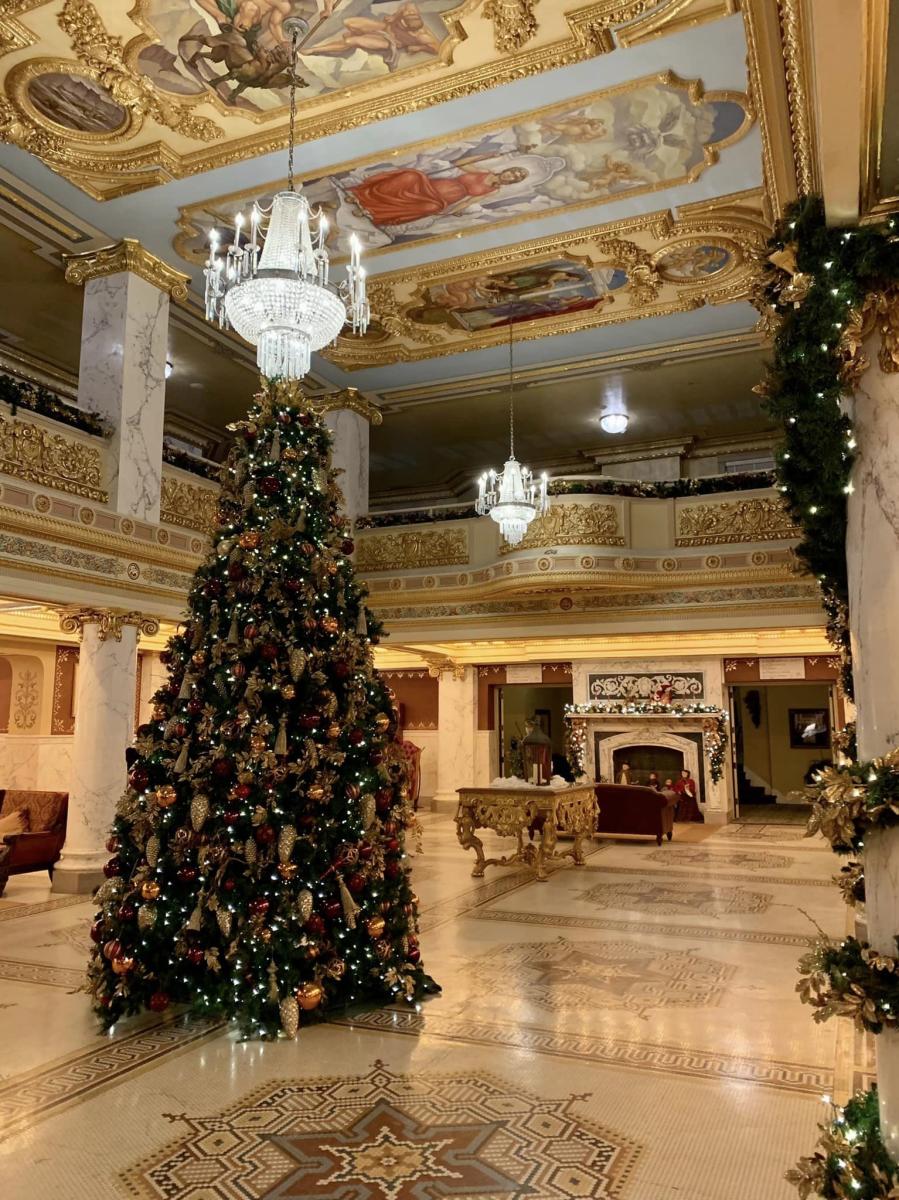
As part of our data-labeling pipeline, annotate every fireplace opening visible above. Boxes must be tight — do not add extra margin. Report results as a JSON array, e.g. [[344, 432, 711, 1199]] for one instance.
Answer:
[[612, 745, 685, 787]]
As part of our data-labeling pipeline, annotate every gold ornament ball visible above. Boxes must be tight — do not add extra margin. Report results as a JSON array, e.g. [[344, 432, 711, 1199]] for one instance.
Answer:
[[326, 958, 346, 980], [307, 784, 325, 802], [279, 863, 298, 880], [239, 531, 261, 550], [366, 915, 386, 938], [152, 704, 167, 721], [155, 785, 177, 808], [320, 615, 339, 634], [282, 446, 299, 461], [259, 926, 272, 943], [281, 683, 296, 700], [191, 651, 206, 667], [141, 880, 161, 901], [111, 955, 135, 975], [327, 722, 341, 740], [374, 713, 391, 732], [296, 981, 324, 1010]]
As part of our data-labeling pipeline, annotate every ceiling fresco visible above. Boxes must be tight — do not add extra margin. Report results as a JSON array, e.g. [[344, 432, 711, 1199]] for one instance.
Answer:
[[0, 0, 735, 199], [0, 0, 830, 501]]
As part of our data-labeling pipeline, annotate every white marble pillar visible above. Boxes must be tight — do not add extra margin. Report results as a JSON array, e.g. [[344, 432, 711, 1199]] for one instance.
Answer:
[[65, 240, 189, 523], [321, 388, 382, 523], [847, 330, 899, 1156], [52, 609, 159, 895], [432, 666, 477, 812]]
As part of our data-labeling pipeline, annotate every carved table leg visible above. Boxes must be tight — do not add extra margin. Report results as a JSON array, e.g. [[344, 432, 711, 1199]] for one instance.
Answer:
[[456, 807, 486, 877], [536, 819, 557, 881]]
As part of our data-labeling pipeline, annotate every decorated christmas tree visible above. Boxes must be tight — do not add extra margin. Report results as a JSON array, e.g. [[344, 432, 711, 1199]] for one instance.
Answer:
[[88, 379, 436, 1037]]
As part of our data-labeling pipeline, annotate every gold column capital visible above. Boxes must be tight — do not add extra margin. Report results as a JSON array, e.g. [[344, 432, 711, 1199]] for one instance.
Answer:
[[63, 239, 189, 301], [59, 607, 160, 643], [312, 388, 383, 427]]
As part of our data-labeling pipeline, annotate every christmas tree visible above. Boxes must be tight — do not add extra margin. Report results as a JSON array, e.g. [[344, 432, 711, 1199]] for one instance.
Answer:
[[88, 379, 436, 1037]]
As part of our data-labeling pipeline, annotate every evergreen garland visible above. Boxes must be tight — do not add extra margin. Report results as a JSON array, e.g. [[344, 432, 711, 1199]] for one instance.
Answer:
[[760, 197, 899, 699], [0, 372, 108, 437], [787, 1087, 899, 1199]]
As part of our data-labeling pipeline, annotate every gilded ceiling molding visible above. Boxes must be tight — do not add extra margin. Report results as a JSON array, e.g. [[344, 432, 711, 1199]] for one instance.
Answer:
[[310, 388, 384, 427], [63, 238, 189, 299], [775, 0, 818, 197], [498, 503, 626, 554], [325, 194, 768, 369], [0, 0, 41, 57], [675, 497, 802, 545], [485, 0, 540, 50], [566, 0, 690, 53], [59, 606, 160, 642], [355, 529, 469, 573], [0, 414, 107, 502]]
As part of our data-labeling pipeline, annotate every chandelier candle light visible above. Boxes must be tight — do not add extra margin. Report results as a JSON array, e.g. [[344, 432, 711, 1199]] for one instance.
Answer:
[[476, 326, 548, 546], [204, 18, 368, 379]]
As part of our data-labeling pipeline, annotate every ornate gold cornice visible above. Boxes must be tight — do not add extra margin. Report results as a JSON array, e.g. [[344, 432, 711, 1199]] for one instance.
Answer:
[[58, 606, 160, 642], [356, 528, 469, 573], [498, 503, 626, 555], [675, 496, 801, 545], [311, 388, 384, 427], [485, 0, 539, 50], [0, 414, 107, 502], [160, 472, 219, 534], [63, 238, 189, 299]]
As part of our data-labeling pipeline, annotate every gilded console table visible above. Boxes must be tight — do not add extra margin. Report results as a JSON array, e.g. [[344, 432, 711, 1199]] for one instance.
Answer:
[[455, 783, 597, 882]]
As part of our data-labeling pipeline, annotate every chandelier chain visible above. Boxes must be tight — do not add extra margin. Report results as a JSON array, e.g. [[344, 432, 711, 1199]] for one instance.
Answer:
[[287, 28, 299, 193], [508, 322, 515, 458]]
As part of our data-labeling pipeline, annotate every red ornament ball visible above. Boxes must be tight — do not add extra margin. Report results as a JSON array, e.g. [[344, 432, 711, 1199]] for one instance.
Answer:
[[248, 897, 270, 917], [177, 866, 198, 884], [148, 991, 170, 1012], [227, 562, 244, 581], [232, 662, 248, 680], [346, 872, 366, 895], [298, 713, 321, 731], [105, 834, 120, 854], [407, 946, 421, 964], [104, 857, 123, 878], [385, 838, 400, 854], [206, 578, 224, 597], [173, 721, 188, 738], [285, 578, 304, 593], [305, 913, 326, 935], [222, 810, 240, 825], [187, 697, 203, 716], [90, 920, 104, 944], [255, 824, 276, 845], [186, 946, 204, 966], [233, 783, 252, 800], [341, 538, 355, 555], [128, 767, 149, 792], [385, 862, 402, 881], [117, 904, 136, 922], [222, 877, 237, 892], [103, 939, 122, 961], [212, 758, 234, 780], [369, 750, 384, 767], [324, 899, 342, 920], [349, 728, 365, 746], [332, 660, 351, 680], [260, 642, 279, 662], [259, 476, 281, 496], [359, 842, 373, 861]]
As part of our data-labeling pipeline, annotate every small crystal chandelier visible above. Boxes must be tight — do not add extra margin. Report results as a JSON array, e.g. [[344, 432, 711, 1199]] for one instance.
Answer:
[[476, 325, 548, 547], [203, 18, 368, 379]]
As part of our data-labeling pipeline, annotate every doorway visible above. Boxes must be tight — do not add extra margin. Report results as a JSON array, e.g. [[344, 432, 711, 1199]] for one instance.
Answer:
[[729, 681, 835, 823], [496, 683, 574, 780]]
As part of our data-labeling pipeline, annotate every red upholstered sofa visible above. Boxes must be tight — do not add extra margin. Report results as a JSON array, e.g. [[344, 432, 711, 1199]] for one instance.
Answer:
[[0, 789, 68, 896], [595, 783, 676, 845]]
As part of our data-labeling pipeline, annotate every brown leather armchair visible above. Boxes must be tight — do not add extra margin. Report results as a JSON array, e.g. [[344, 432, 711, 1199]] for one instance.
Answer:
[[0, 789, 68, 896], [595, 782, 676, 845]]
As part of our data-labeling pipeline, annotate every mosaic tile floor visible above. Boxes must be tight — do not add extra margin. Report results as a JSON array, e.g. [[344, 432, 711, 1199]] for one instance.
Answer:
[[0, 814, 862, 1199]]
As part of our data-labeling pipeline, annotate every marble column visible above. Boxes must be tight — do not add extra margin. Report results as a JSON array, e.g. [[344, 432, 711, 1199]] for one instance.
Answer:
[[320, 388, 382, 523], [64, 240, 189, 523], [847, 324, 899, 1156], [432, 664, 477, 812], [51, 608, 159, 895]]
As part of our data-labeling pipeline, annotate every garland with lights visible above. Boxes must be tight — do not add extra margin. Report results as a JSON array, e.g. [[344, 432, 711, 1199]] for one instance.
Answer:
[[0, 372, 108, 436], [787, 1087, 899, 1199], [88, 379, 438, 1038], [759, 197, 899, 700], [798, 936, 899, 1034], [564, 702, 728, 783], [162, 441, 222, 481], [806, 750, 899, 854]]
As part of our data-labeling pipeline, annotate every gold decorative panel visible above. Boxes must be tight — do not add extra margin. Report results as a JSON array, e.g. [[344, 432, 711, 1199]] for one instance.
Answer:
[[160, 472, 219, 535], [675, 497, 801, 546], [498, 502, 626, 554], [0, 414, 107, 501], [0, 1, 732, 198], [319, 193, 766, 368], [356, 528, 468, 572]]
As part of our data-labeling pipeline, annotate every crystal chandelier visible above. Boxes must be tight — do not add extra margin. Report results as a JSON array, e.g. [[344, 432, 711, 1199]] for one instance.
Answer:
[[203, 18, 368, 379], [476, 326, 548, 547]]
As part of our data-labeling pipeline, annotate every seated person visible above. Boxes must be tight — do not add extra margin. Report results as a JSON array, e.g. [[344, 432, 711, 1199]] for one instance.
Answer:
[[647, 771, 662, 791]]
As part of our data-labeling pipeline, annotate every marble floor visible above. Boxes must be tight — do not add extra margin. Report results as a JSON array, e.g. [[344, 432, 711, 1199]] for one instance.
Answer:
[[0, 814, 863, 1199]]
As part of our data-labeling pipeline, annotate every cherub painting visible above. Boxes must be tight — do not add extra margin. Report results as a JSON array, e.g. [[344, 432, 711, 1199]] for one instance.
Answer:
[[135, 0, 467, 112]]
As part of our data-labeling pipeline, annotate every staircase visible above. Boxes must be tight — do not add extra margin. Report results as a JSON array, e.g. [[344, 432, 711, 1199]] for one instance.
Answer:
[[737, 765, 778, 806]]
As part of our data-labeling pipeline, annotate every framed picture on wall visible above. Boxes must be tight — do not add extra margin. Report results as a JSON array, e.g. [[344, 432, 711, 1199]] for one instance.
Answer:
[[789, 708, 831, 749], [534, 709, 551, 738]]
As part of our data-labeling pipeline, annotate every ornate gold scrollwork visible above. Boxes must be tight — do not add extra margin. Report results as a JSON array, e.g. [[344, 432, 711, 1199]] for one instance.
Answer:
[[0, 415, 107, 502], [59, 607, 160, 642], [675, 497, 801, 546], [498, 502, 625, 554], [309, 387, 384, 426], [485, 0, 539, 51], [63, 238, 189, 300], [160, 473, 220, 534], [356, 528, 469, 572]]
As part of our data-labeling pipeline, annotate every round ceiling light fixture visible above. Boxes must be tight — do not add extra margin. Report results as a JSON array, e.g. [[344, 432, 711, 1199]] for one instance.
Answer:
[[599, 411, 629, 435]]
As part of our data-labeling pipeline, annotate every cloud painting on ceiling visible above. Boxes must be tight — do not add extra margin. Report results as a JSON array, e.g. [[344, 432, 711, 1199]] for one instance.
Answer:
[[177, 77, 752, 261], [134, 0, 467, 113], [406, 259, 629, 332], [655, 243, 732, 280]]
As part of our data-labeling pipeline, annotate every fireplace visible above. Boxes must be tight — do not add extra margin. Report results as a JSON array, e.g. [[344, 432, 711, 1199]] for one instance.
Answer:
[[611, 744, 685, 786], [593, 728, 706, 803]]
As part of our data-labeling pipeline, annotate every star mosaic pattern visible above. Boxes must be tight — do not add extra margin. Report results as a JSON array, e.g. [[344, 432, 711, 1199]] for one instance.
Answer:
[[125, 1062, 642, 1198], [466, 937, 735, 1018]]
